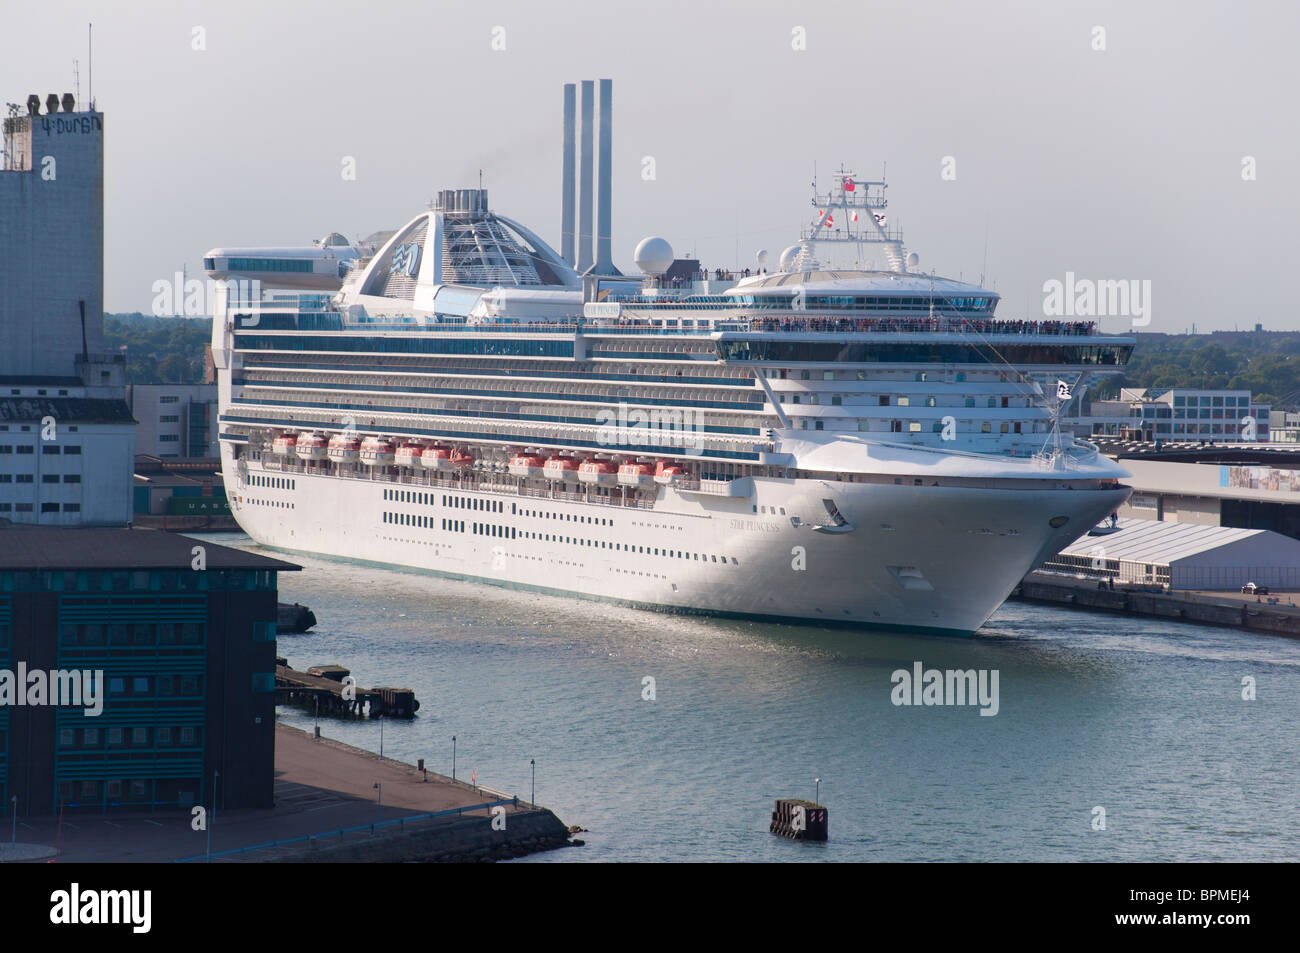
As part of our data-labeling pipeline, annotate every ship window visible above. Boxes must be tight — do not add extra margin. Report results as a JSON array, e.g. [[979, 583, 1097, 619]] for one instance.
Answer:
[[823, 371, 834, 380], [981, 422, 992, 433], [908, 422, 921, 433], [832, 395, 842, 405]]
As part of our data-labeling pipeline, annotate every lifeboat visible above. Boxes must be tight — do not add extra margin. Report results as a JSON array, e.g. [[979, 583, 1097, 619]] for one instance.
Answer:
[[394, 442, 423, 467], [578, 459, 617, 486], [271, 433, 297, 456], [449, 448, 475, 469], [617, 462, 655, 488], [327, 433, 360, 462], [509, 453, 545, 478], [295, 432, 327, 461], [420, 446, 452, 470], [654, 461, 685, 485], [359, 437, 395, 466], [543, 457, 580, 482]]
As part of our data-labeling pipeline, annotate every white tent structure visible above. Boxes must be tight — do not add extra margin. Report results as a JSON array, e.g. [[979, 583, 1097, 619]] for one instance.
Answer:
[[1041, 518, 1300, 590]]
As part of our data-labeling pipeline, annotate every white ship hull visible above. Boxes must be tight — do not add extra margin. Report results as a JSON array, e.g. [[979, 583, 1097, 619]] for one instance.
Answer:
[[223, 448, 1127, 635]]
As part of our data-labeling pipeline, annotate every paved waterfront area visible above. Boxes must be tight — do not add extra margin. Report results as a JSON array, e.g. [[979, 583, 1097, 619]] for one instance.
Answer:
[[5, 724, 536, 862]]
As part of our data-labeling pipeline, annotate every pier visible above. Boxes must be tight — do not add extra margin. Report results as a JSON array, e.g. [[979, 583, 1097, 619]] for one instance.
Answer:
[[276, 660, 420, 718]]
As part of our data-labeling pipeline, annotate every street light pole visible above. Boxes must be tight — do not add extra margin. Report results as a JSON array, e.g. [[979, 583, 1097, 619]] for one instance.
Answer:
[[530, 759, 535, 806], [373, 782, 382, 822], [452, 735, 456, 781], [379, 714, 384, 760], [207, 770, 219, 862], [815, 777, 821, 806]]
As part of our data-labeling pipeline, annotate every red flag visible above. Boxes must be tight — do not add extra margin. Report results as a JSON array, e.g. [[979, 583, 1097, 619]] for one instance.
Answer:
[[823, 214, 834, 228]]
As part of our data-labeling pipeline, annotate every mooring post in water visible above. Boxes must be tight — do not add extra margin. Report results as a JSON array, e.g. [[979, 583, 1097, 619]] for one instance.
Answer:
[[769, 798, 828, 841]]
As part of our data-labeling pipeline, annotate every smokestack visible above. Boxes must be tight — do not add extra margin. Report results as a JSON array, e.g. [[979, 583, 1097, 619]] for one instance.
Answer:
[[561, 84, 576, 267], [576, 80, 594, 273], [595, 79, 614, 273]]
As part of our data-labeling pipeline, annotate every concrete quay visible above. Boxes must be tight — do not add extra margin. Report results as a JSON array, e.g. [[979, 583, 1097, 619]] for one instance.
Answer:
[[5, 724, 573, 863], [1013, 571, 1300, 637]]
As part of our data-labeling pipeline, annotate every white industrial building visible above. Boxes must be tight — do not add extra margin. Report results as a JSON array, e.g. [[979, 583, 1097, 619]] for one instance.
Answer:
[[1, 93, 134, 525], [127, 384, 219, 458], [1041, 518, 1300, 591]]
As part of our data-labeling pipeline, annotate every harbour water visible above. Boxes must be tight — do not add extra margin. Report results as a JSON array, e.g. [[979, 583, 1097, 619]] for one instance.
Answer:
[[197, 534, 1300, 862]]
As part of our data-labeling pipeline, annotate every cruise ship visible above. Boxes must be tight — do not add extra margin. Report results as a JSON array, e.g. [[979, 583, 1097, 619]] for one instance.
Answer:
[[205, 87, 1133, 635]]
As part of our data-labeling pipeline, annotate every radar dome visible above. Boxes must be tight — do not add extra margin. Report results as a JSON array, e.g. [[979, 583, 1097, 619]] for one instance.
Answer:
[[633, 236, 674, 276], [778, 245, 801, 272], [755, 249, 769, 266], [906, 252, 919, 269]]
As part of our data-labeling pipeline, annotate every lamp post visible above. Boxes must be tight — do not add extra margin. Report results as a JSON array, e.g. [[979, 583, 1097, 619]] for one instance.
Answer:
[[373, 782, 382, 822], [530, 759, 535, 806], [206, 770, 219, 863], [814, 777, 821, 806], [379, 714, 384, 760], [452, 735, 456, 781]]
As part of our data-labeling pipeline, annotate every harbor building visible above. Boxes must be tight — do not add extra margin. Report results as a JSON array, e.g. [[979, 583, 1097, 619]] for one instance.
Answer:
[[133, 454, 229, 519], [0, 526, 298, 816], [1, 92, 134, 525], [1040, 517, 1300, 592], [1078, 389, 1270, 443]]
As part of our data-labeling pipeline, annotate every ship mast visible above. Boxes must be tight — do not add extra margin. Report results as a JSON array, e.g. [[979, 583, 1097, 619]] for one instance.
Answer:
[[798, 165, 909, 272]]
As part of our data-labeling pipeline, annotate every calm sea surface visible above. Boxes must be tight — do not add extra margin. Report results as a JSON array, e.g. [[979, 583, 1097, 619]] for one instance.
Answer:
[[196, 534, 1300, 862]]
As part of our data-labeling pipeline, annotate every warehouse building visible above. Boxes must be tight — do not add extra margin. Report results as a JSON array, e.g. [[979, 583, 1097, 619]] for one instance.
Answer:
[[1040, 518, 1300, 591]]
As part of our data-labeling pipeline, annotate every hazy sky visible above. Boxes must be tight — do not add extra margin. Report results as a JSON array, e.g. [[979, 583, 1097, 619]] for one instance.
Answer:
[[8, 0, 1296, 331]]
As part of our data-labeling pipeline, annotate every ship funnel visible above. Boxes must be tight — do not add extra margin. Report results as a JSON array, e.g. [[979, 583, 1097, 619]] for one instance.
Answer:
[[577, 80, 595, 273], [46, 93, 60, 115], [561, 83, 576, 267]]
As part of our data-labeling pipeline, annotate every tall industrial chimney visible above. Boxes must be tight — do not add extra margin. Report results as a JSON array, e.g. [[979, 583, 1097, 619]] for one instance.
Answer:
[[576, 80, 595, 273], [561, 84, 577, 267], [594, 79, 614, 273]]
